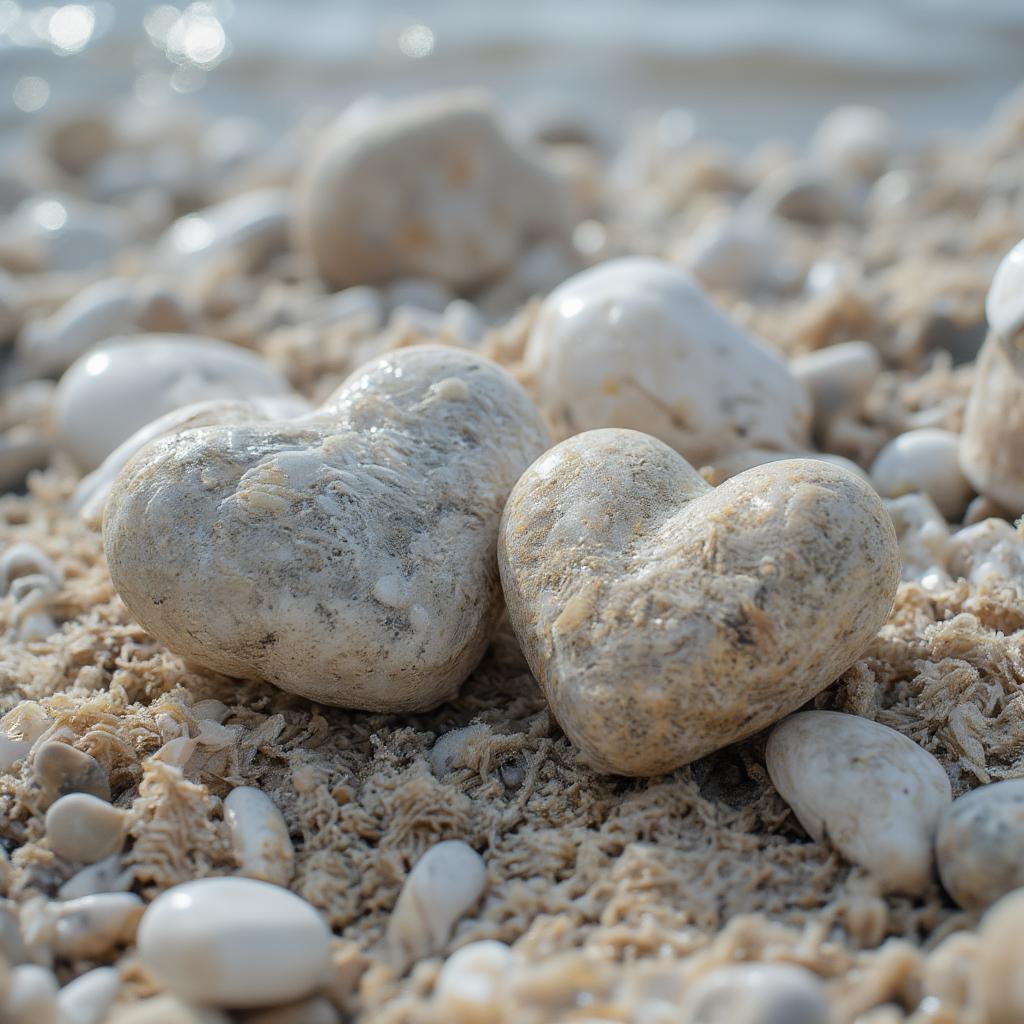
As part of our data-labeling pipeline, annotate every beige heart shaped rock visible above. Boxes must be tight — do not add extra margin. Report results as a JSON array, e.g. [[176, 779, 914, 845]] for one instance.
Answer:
[[498, 428, 899, 775], [103, 345, 549, 712]]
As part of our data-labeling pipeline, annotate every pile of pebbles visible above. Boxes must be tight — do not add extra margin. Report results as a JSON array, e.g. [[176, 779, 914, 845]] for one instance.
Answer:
[[0, 84, 1023, 1022]]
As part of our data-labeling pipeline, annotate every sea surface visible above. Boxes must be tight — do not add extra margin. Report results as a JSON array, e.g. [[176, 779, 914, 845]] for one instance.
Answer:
[[2, 0, 1024, 147]]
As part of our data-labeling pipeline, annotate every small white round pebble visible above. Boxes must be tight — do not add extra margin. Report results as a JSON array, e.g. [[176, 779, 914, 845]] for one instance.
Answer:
[[766, 711, 952, 895], [679, 963, 830, 1024], [136, 877, 332, 1009], [5, 964, 58, 1024], [45, 793, 129, 864], [386, 840, 488, 967], [936, 779, 1024, 911], [870, 429, 974, 520], [524, 257, 810, 465], [679, 216, 800, 295], [224, 786, 294, 887], [811, 105, 896, 181], [56, 966, 121, 1024], [293, 91, 569, 289], [790, 341, 881, 435], [55, 335, 294, 470], [433, 940, 513, 1023]]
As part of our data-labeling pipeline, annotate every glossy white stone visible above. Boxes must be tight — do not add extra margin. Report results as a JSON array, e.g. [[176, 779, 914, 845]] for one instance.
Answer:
[[53, 892, 144, 958], [136, 877, 332, 1008], [55, 335, 294, 470], [45, 793, 129, 864], [56, 967, 120, 1024], [766, 711, 952, 895], [524, 258, 810, 465], [985, 238, 1024, 341], [224, 786, 294, 887], [433, 940, 513, 1023]]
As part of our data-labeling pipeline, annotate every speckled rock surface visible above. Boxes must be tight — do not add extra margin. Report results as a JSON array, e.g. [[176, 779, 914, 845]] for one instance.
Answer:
[[498, 428, 899, 775], [104, 345, 549, 711], [523, 257, 811, 465], [292, 92, 570, 290]]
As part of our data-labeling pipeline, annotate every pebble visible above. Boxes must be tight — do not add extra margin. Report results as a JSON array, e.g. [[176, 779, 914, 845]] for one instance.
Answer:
[[58, 852, 134, 900], [766, 711, 952, 894], [4, 964, 58, 1024], [811, 105, 896, 181], [16, 278, 138, 377], [386, 840, 488, 966], [678, 216, 800, 294], [306, 286, 384, 331], [104, 346, 549, 712], [870, 429, 974, 520], [105, 995, 230, 1024], [0, 701, 51, 773], [883, 494, 951, 586], [679, 963, 830, 1024], [960, 238, 1024, 514], [524, 258, 810, 465], [499, 434, 899, 775], [744, 162, 858, 225], [70, 396, 312, 528], [55, 967, 120, 1024], [45, 793, 129, 864], [224, 786, 294, 887], [32, 741, 110, 808], [158, 189, 289, 272], [790, 341, 881, 439], [136, 877, 332, 1008], [935, 779, 1024, 911], [8, 195, 131, 272], [241, 997, 340, 1024], [0, 436, 52, 494], [433, 940, 513, 1023], [54, 334, 294, 470], [53, 893, 144, 958], [973, 888, 1024, 1024], [293, 91, 570, 289]]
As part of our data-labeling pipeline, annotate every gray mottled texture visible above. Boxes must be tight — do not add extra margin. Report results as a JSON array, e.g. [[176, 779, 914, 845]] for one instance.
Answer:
[[936, 779, 1024, 911], [104, 345, 550, 712], [498, 429, 899, 776]]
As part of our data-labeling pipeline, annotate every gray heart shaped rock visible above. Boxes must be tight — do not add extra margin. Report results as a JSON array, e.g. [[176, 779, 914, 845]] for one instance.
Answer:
[[104, 346, 550, 712], [498, 428, 900, 775]]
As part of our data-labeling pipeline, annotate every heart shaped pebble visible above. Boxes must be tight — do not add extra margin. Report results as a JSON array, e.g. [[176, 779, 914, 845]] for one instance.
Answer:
[[498, 428, 899, 775], [104, 345, 549, 712]]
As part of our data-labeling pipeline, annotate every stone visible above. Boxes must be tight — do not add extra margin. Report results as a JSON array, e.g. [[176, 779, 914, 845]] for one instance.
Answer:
[[870, 429, 974, 520], [224, 786, 294, 887], [679, 963, 830, 1024], [104, 346, 549, 712], [936, 779, 1024, 911], [524, 258, 810, 465], [136, 877, 331, 1008], [766, 711, 952, 895], [433, 940, 513, 1023], [45, 793, 129, 864], [55, 335, 294, 470], [293, 91, 570, 290], [499, 432, 899, 775]]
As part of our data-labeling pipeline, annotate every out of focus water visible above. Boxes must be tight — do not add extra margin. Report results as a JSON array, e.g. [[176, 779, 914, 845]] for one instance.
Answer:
[[3, 0, 1024, 145]]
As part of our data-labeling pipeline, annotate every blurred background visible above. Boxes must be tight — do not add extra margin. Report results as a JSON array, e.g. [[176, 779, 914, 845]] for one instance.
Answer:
[[2, 0, 1024, 148]]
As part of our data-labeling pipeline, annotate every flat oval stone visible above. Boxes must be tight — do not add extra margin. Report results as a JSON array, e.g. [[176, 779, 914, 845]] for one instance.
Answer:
[[55, 335, 294, 470], [136, 877, 331, 1009]]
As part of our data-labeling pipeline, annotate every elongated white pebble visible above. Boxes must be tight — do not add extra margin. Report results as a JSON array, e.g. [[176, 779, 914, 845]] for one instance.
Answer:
[[55, 335, 294, 470], [679, 963, 830, 1024], [224, 787, 294, 887], [973, 889, 1024, 1024], [386, 840, 487, 966], [524, 257, 810, 465], [936, 780, 1024, 911], [790, 341, 881, 433], [58, 852, 133, 900], [5, 964, 59, 1024], [45, 793, 129, 864], [870, 429, 973, 520], [985, 236, 1024, 342], [136, 877, 332, 1008], [766, 712, 951, 895], [433, 940, 513, 1023], [56, 967, 120, 1024], [54, 892, 144, 958]]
